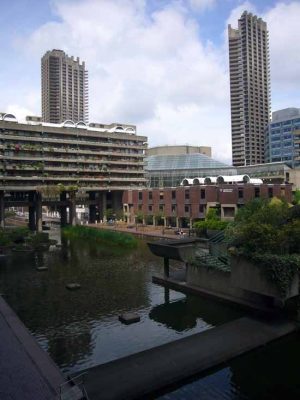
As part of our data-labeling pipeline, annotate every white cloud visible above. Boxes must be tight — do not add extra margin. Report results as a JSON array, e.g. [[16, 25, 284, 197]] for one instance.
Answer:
[[17, 0, 231, 161], [6, 105, 34, 122], [188, 0, 216, 12], [264, 2, 300, 91], [7, 0, 300, 166]]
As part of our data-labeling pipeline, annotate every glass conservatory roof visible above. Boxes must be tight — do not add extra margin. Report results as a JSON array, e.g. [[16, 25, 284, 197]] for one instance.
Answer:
[[146, 153, 231, 171]]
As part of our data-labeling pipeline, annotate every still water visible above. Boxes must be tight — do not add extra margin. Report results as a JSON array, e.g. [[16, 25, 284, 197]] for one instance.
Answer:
[[1, 230, 299, 400], [0, 230, 242, 375]]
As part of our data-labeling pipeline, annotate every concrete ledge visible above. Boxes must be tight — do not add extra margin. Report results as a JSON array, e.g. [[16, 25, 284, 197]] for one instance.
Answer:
[[0, 295, 66, 399], [81, 316, 297, 400], [153, 275, 276, 314]]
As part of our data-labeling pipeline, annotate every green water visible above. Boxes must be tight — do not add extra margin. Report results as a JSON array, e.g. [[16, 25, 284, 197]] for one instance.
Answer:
[[0, 231, 243, 375]]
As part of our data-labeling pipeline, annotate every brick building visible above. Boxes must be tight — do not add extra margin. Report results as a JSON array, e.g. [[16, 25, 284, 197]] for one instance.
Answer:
[[123, 183, 292, 227]]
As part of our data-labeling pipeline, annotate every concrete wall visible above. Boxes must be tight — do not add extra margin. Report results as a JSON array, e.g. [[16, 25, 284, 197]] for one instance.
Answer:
[[231, 256, 299, 300], [147, 145, 212, 158]]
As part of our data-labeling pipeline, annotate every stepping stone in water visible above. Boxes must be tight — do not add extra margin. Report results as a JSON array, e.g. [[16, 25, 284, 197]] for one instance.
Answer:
[[66, 283, 81, 290], [119, 312, 140, 324], [36, 267, 48, 271]]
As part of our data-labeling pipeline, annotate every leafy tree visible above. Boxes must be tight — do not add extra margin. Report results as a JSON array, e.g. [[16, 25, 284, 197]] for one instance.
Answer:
[[293, 189, 300, 205], [226, 198, 298, 256], [135, 211, 144, 223]]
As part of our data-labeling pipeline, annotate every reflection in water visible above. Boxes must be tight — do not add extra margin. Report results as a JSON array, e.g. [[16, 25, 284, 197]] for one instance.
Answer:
[[0, 233, 243, 375], [150, 291, 244, 332], [158, 331, 300, 400]]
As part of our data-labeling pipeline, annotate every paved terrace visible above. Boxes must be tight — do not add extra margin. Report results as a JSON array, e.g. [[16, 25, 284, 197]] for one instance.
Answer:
[[0, 296, 65, 400], [88, 222, 187, 240]]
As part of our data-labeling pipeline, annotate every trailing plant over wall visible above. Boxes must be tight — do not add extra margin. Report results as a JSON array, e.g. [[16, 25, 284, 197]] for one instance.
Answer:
[[251, 253, 300, 297], [227, 198, 300, 295]]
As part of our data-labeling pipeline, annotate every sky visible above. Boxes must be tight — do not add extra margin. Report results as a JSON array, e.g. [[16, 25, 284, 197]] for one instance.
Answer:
[[0, 0, 300, 164]]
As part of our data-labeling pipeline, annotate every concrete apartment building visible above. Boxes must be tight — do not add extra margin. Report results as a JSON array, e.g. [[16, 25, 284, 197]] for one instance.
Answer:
[[41, 49, 89, 124], [0, 113, 147, 229], [228, 11, 270, 167], [265, 108, 300, 167], [147, 145, 211, 158]]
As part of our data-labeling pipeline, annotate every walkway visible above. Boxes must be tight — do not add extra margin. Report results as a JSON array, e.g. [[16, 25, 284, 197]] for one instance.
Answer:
[[88, 223, 187, 240], [80, 316, 296, 400], [0, 296, 65, 400]]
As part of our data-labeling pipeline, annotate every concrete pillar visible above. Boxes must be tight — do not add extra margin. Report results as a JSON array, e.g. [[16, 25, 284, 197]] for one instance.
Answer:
[[0, 192, 4, 228], [89, 192, 96, 223], [60, 192, 67, 227], [35, 192, 43, 232], [163, 217, 167, 227], [69, 195, 76, 226], [164, 257, 170, 278], [60, 207, 67, 227], [112, 191, 118, 212], [189, 218, 193, 229], [176, 217, 179, 228], [102, 192, 107, 222], [89, 205, 96, 224], [29, 206, 36, 231], [153, 216, 156, 226]]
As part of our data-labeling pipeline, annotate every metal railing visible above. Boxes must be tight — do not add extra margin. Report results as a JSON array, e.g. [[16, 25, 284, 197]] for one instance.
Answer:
[[58, 373, 89, 400]]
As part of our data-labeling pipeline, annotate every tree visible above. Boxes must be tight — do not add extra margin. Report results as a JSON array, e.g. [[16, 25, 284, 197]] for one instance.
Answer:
[[293, 189, 300, 205], [226, 198, 297, 255]]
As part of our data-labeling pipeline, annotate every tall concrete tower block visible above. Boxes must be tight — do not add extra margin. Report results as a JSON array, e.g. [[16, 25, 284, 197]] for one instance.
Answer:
[[228, 11, 270, 166], [41, 49, 89, 124]]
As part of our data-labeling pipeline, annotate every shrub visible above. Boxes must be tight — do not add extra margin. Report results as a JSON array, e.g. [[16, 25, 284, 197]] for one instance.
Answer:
[[62, 226, 138, 248]]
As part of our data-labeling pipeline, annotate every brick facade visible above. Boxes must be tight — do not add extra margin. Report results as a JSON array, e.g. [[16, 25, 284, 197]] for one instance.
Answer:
[[123, 184, 292, 224]]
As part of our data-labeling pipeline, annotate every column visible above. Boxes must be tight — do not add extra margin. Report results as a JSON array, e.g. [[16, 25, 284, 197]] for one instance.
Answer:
[[102, 191, 107, 222], [0, 191, 4, 228], [69, 193, 76, 226], [89, 205, 96, 224], [35, 192, 43, 232], [28, 192, 35, 231], [60, 192, 67, 227], [89, 192, 96, 223]]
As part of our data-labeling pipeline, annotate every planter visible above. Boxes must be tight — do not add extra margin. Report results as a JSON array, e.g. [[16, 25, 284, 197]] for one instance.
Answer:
[[231, 255, 299, 301]]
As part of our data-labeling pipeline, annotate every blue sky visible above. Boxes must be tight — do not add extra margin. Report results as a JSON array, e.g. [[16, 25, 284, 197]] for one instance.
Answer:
[[1, 0, 300, 163]]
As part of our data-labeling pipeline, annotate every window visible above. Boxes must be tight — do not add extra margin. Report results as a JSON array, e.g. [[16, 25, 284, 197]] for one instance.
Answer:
[[185, 190, 189, 200], [159, 204, 164, 212], [138, 204, 142, 211], [199, 204, 205, 213], [148, 205, 152, 212], [159, 191, 164, 200], [138, 192, 142, 201], [268, 187, 273, 198], [255, 187, 260, 198], [185, 205, 189, 213], [200, 189, 205, 199], [172, 190, 176, 200], [238, 188, 244, 199], [171, 205, 176, 213], [148, 191, 152, 200]]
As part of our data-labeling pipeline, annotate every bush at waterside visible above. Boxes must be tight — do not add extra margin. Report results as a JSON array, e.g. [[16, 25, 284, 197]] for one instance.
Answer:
[[62, 226, 138, 248]]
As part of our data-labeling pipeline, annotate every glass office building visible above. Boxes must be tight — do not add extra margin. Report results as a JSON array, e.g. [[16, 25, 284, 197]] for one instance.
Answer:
[[265, 108, 300, 167], [145, 153, 236, 188]]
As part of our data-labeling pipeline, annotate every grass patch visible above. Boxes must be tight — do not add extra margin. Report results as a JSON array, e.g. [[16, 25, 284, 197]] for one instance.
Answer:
[[62, 225, 138, 249]]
